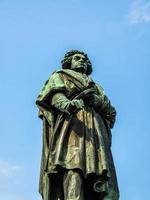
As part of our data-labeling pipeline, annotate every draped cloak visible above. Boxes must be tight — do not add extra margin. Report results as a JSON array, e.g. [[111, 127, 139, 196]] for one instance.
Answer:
[[36, 69, 119, 200]]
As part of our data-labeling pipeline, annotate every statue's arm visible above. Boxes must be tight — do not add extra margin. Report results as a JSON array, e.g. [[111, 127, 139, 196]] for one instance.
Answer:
[[51, 93, 84, 115], [96, 85, 116, 128], [100, 95, 116, 128], [36, 72, 67, 110]]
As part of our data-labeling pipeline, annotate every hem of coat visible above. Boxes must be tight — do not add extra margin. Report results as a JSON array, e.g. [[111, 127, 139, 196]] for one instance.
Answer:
[[46, 163, 110, 179]]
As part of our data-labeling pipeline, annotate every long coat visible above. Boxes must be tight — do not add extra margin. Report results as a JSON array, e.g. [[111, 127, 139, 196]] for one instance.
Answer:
[[36, 69, 119, 200]]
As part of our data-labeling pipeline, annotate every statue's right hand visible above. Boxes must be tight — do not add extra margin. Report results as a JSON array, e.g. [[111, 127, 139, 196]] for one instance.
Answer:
[[62, 99, 84, 115], [51, 93, 84, 114], [70, 99, 84, 109]]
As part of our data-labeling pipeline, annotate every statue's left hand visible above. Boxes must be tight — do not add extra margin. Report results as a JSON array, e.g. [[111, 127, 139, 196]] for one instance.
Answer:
[[86, 94, 101, 108]]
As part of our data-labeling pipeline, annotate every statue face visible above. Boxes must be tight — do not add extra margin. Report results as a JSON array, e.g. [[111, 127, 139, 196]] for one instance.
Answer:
[[70, 53, 88, 73]]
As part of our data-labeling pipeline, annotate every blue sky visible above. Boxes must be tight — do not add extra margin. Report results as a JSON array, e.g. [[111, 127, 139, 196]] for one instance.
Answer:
[[0, 0, 150, 199]]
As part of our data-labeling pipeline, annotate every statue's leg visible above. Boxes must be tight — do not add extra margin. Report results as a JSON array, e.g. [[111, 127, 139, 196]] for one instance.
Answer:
[[63, 170, 84, 200], [49, 173, 64, 200], [84, 174, 108, 200]]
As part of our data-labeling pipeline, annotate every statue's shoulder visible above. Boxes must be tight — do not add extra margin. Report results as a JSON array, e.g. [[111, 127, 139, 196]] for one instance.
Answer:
[[95, 83, 105, 95], [52, 69, 68, 73], [37, 69, 66, 102], [44, 69, 82, 87], [49, 69, 68, 78], [44, 69, 63, 85], [52, 69, 76, 79], [51, 69, 62, 74], [54, 69, 72, 75]]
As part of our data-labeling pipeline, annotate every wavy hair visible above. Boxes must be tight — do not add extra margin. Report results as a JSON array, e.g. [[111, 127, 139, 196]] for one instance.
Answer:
[[61, 50, 92, 75]]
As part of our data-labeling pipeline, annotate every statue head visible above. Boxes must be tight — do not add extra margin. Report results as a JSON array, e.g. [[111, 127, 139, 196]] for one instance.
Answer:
[[61, 50, 92, 75]]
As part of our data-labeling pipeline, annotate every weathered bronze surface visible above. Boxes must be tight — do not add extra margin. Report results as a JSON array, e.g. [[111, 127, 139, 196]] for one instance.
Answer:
[[36, 50, 119, 200]]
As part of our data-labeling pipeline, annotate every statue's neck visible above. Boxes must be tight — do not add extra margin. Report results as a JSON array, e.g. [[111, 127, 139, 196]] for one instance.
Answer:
[[72, 68, 87, 75]]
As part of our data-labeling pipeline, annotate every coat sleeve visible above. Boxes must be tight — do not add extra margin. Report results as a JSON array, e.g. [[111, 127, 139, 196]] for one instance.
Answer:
[[36, 72, 67, 110], [96, 84, 116, 129], [36, 71, 67, 125]]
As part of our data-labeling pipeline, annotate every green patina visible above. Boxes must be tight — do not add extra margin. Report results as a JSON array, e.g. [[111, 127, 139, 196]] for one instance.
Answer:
[[36, 50, 119, 200]]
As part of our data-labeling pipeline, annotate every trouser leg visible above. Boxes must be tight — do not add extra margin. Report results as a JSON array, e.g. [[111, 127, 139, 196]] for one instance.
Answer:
[[49, 173, 63, 200], [63, 170, 84, 200], [84, 174, 108, 200]]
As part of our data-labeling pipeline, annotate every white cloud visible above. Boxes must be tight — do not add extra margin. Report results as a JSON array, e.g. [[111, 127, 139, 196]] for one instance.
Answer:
[[0, 159, 21, 177], [127, 0, 150, 24]]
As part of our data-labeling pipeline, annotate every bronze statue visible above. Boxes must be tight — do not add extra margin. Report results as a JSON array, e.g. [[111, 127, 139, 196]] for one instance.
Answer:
[[36, 50, 119, 200]]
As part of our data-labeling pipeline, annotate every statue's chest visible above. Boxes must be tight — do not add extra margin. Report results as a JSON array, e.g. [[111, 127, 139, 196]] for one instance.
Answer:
[[59, 73, 94, 97]]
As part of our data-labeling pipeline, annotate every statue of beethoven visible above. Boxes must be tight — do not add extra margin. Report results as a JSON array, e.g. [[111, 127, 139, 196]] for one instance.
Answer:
[[36, 50, 119, 200]]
